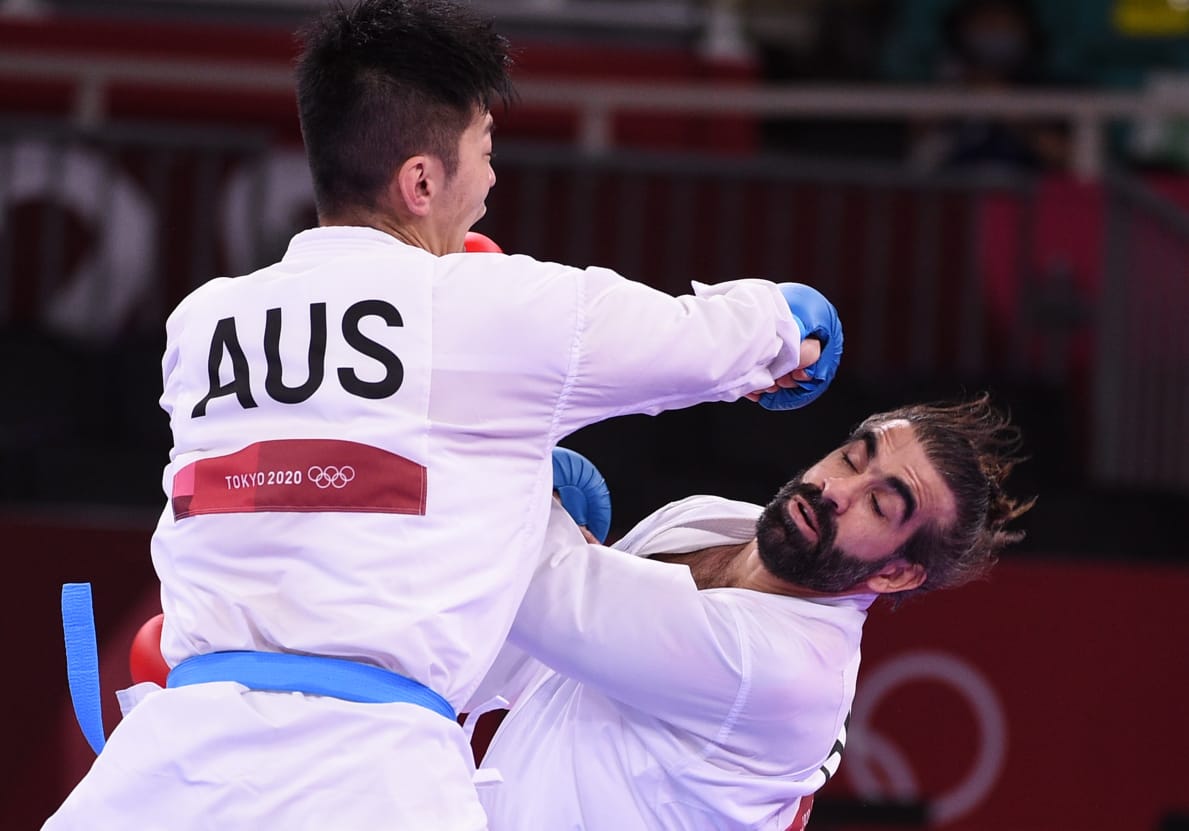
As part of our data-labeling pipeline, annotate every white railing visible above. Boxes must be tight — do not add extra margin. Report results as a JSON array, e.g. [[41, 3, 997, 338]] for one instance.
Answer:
[[2, 47, 1189, 179], [512, 81, 1176, 179], [79, 0, 708, 28]]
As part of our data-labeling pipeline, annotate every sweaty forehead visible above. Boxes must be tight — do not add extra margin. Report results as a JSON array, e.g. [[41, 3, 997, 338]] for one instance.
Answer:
[[870, 418, 909, 443], [872, 420, 958, 528]]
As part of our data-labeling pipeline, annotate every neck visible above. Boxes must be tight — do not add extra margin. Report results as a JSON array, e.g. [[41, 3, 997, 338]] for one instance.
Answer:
[[320, 210, 460, 256]]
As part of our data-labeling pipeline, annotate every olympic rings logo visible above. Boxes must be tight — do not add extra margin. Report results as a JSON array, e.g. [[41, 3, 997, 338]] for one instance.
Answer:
[[307, 465, 356, 489], [843, 650, 1008, 826]]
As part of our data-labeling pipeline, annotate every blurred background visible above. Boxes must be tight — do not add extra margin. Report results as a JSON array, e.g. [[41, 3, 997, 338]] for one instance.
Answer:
[[1, 0, 1186, 828]]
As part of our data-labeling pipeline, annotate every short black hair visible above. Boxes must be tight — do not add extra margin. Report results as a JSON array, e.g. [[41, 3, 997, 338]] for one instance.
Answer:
[[295, 0, 514, 218]]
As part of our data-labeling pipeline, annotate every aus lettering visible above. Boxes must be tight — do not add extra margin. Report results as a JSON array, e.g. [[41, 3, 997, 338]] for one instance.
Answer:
[[193, 300, 404, 418]]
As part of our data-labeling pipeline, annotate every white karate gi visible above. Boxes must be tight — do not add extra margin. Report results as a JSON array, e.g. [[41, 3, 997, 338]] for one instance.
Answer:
[[43, 227, 803, 831], [471, 496, 871, 831]]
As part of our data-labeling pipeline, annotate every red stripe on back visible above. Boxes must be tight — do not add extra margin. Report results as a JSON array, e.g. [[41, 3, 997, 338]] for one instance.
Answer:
[[171, 439, 426, 519]]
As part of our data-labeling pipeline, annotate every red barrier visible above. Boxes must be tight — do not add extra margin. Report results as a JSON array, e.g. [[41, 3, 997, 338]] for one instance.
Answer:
[[821, 557, 1189, 830], [7, 512, 1187, 830]]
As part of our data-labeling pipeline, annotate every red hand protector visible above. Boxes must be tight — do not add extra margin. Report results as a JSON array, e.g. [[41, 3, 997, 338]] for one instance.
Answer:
[[463, 231, 503, 253], [129, 613, 169, 687]]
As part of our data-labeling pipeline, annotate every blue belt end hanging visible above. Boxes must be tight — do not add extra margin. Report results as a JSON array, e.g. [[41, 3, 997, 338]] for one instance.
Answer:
[[61, 582, 106, 754]]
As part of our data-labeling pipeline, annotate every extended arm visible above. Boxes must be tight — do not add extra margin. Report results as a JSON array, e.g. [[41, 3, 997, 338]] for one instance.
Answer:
[[551, 268, 841, 434], [506, 501, 750, 732]]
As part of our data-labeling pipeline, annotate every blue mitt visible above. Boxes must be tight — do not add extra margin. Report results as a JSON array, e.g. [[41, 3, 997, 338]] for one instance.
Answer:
[[551, 447, 612, 543], [759, 282, 844, 411]]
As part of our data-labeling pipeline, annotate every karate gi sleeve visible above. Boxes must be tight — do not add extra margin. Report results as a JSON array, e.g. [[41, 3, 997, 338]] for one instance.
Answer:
[[552, 268, 804, 435], [507, 501, 756, 734]]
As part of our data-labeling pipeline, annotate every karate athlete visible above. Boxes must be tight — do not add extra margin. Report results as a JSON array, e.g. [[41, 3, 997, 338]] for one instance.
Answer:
[[468, 395, 1034, 831], [42, 1, 844, 830]]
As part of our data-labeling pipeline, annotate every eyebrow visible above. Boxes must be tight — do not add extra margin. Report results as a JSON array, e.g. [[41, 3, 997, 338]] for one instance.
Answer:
[[859, 430, 917, 525]]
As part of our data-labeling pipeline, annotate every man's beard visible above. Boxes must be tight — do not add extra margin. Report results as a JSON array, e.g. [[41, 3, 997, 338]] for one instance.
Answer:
[[755, 475, 893, 593]]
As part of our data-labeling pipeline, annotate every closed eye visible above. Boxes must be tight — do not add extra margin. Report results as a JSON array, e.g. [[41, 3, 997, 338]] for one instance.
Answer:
[[870, 493, 885, 519], [841, 452, 857, 471]]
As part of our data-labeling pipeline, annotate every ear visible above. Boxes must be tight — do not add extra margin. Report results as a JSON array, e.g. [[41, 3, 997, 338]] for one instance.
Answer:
[[863, 559, 926, 595], [390, 154, 438, 218]]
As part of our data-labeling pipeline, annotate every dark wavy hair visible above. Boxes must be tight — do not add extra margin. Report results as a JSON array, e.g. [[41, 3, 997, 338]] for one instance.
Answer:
[[852, 392, 1035, 599], [295, 0, 515, 219]]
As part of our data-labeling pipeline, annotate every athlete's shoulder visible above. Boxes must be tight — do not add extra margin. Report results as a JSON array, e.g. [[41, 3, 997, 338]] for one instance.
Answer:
[[653, 494, 763, 525], [166, 275, 237, 324], [613, 495, 762, 556], [439, 250, 575, 283]]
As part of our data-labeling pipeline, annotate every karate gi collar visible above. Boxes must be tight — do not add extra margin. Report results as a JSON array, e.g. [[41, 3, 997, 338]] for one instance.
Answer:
[[284, 226, 413, 259], [800, 590, 879, 613]]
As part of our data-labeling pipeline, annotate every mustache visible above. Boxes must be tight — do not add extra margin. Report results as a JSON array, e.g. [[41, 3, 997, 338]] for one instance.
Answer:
[[775, 480, 837, 552]]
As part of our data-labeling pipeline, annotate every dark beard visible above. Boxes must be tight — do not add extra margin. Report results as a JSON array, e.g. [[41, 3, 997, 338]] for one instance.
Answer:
[[755, 476, 891, 593]]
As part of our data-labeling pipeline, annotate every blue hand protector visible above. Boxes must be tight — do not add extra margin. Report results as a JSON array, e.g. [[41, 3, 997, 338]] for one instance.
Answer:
[[759, 282, 844, 411], [551, 447, 612, 543]]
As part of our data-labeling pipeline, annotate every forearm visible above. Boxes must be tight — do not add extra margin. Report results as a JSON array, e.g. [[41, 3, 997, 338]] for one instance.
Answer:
[[553, 273, 801, 434]]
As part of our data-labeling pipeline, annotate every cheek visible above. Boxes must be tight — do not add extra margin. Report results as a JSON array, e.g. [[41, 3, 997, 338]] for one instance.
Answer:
[[467, 164, 491, 201], [833, 513, 887, 562]]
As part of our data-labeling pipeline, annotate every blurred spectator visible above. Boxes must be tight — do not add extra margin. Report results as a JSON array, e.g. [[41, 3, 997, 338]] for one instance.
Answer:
[[940, 0, 1046, 86], [908, 0, 1072, 173], [743, 0, 896, 83], [745, 0, 909, 161]]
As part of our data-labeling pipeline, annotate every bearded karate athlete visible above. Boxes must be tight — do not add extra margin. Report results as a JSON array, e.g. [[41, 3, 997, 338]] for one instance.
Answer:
[[469, 396, 1034, 831]]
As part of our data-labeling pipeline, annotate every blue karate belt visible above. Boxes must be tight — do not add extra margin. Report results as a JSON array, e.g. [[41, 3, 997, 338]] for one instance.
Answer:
[[61, 583, 455, 757], [61, 583, 107, 754], [167, 651, 456, 722]]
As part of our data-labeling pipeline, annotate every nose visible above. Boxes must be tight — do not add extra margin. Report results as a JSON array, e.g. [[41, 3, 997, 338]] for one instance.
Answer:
[[820, 476, 859, 513]]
